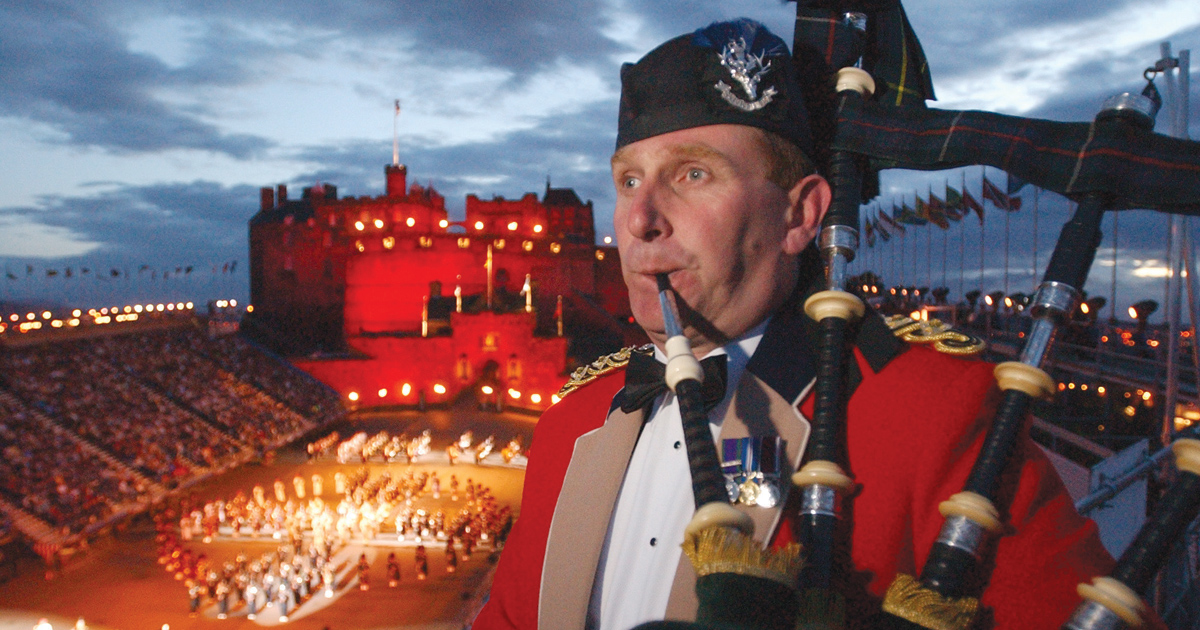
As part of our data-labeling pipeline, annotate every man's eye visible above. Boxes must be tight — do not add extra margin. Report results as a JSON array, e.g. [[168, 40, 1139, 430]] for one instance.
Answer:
[[687, 168, 705, 181], [622, 177, 639, 189]]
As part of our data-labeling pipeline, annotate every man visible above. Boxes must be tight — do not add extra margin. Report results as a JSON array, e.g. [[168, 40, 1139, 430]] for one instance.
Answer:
[[473, 18, 1111, 630]]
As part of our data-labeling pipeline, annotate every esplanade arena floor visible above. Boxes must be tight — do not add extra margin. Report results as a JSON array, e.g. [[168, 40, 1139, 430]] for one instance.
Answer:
[[0, 406, 536, 630]]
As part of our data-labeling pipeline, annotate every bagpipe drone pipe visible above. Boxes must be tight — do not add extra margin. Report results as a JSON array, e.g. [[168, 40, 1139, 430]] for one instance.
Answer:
[[638, 2, 1200, 630], [790, 2, 1200, 630]]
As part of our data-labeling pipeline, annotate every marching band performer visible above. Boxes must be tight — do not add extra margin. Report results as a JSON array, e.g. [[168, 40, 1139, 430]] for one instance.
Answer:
[[473, 18, 1110, 630]]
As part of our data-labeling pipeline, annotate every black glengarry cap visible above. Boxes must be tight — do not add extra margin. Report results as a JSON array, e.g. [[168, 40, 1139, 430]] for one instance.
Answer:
[[616, 18, 814, 159]]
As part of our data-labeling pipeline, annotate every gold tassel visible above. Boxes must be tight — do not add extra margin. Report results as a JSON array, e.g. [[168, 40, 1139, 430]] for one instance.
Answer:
[[682, 526, 805, 588], [881, 573, 979, 630]]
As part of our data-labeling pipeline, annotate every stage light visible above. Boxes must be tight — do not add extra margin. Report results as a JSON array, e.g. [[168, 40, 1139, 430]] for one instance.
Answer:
[[124, 306, 132, 313], [51, 320, 63, 328], [433, 384, 447, 394], [474, 221, 484, 230], [530, 393, 542, 404], [157, 304, 165, 311], [246, 305, 254, 313], [72, 309, 81, 317], [507, 221, 518, 231], [508, 389, 521, 399], [26, 313, 34, 320], [101, 308, 109, 315], [348, 392, 360, 401], [550, 243, 561, 254], [374, 218, 384, 228], [533, 224, 543, 233], [8, 314, 16, 322], [439, 219, 449, 228], [595, 250, 605, 261], [481, 385, 494, 395], [378, 388, 387, 398], [355, 221, 365, 231], [1098, 386, 1106, 395], [401, 383, 412, 396], [522, 240, 533, 252], [186, 302, 193, 309], [406, 217, 416, 227], [230, 299, 237, 307], [167, 303, 175, 311], [383, 236, 395, 250], [604, 236, 612, 244], [135, 305, 144, 313], [41, 311, 51, 319]]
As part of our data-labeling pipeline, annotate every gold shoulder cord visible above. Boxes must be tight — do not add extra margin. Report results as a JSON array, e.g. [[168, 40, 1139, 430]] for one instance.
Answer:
[[884, 315, 986, 357], [556, 344, 652, 399]]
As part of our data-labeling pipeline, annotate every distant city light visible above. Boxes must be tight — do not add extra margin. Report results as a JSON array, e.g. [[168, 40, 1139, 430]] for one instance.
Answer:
[[72, 309, 81, 317], [8, 314, 16, 322], [41, 311, 51, 319], [134, 305, 143, 313], [124, 306, 132, 313], [100, 308, 109, 315], [186, 302, 194, 309], [167, 303, 175, 310], [246, 305, 254, 313], [230, 299, 237, 307]]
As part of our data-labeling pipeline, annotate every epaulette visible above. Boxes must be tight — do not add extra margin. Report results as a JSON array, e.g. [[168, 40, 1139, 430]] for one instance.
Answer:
[[557, 345, 652, 399], [884, 315, 986, 356]]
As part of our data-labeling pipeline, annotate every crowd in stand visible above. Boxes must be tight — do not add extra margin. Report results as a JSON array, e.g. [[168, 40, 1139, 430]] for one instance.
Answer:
[[111, 330, 311, 451], [0, 394, 145, 531], [0, 324, 345, 538]]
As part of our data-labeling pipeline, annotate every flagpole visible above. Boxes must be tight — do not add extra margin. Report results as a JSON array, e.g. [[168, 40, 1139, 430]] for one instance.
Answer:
[[1004, 189, 1010, 297], [1032, 187, 1040, 292], [942, 180, 949, 291], [979, 167, 986, 296], [926, 185, 933, 290], [960, 170, 967, 300], [1110, 210, 1118, 323]]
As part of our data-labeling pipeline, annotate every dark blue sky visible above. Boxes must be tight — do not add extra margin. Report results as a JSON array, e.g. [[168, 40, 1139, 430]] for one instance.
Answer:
[[0, 0, 1196, 321]]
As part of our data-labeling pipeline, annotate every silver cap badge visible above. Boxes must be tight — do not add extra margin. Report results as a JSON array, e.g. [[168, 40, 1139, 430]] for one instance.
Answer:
[[714, 37, 777, 112]]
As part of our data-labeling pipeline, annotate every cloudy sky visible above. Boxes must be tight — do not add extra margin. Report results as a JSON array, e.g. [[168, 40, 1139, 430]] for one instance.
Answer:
[[0, 0, 1197, 322]]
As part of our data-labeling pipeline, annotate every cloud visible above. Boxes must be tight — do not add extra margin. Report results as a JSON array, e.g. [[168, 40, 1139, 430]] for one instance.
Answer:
[[0, 3, 272, 157]]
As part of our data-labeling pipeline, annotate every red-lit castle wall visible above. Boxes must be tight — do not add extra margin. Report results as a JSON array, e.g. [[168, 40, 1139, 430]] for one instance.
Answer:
[[248, 164, 634, 412]]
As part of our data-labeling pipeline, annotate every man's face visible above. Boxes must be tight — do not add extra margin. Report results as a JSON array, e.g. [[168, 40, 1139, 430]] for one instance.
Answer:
[[611, 124, 828, 354]]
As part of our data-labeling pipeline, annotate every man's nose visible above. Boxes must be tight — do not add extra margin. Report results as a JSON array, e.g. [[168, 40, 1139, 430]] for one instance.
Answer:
[[624, 182, 671, 242]]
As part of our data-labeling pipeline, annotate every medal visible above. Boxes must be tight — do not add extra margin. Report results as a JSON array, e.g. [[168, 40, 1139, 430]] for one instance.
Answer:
[[721, 436, 787, 507]]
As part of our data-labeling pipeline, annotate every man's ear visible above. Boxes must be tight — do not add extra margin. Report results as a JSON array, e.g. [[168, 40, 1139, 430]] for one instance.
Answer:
[[782, 174, 831, 255]]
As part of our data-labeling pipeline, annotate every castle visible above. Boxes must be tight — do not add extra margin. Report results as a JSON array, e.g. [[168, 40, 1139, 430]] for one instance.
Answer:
[[247, 164, 639, 411]]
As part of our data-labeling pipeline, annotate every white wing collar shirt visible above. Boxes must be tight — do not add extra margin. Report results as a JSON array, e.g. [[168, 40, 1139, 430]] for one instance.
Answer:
[[588, 321, 768, 630]]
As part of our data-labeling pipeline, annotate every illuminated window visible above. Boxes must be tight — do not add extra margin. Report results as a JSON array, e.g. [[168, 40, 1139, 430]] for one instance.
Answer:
[[457, 237, 471, 249], [522, 240, 533, 252]]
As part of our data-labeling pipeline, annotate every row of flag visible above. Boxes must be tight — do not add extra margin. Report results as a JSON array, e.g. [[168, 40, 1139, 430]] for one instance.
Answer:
[[4, 261, 239, 281], [863, 175, 1024, 247]]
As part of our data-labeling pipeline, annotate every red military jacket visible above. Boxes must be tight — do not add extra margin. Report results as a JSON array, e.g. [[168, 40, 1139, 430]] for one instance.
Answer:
[[474, 307, 1113, 629]]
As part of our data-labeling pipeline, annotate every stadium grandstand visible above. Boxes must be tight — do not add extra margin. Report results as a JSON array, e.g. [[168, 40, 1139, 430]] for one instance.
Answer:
[[0, 319, 345, 563]]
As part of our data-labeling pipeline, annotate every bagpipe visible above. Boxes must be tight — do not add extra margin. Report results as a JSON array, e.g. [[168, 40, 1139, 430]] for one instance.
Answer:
[[639, 1, 1200, 629]]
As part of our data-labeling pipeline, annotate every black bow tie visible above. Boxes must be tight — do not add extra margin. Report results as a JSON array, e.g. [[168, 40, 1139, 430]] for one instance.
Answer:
[[621, 350, 728, 414]]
